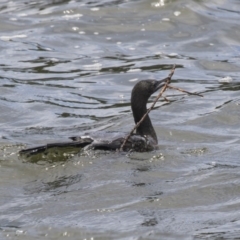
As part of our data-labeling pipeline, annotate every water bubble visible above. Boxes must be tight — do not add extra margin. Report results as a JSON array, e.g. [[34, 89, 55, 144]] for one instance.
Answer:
[[174, 11, 181, 16], [63, 14, 83, 19], [18, 13, 27, 17], [127, 69, 142, 73], [162, 18, 170, 21], [16, 230, 24, 235], [211, 161, 217, 167], [91, 7, 99, 11], [82, 63, 102, 71], [151, 0, 165, 7], [129, 78, 138, 82], [218, 76, 233, 83], [72, 27, 79, 31], [0, 35, 27, 41], [168, 52, 178, 57], [50, 58, 59, 62]]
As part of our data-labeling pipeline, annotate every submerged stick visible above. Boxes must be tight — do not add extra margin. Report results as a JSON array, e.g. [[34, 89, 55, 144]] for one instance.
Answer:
[[119, 65, 176, 151]]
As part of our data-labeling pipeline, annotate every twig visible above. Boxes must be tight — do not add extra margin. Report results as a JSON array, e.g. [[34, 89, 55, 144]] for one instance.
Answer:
[[119, 65, 175, 151], [167, 85, 203, 97], [163, 96, 170, 102]]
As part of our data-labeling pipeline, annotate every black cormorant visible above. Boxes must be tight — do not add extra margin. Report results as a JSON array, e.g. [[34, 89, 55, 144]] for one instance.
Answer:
[[19, 77, 168, 155]]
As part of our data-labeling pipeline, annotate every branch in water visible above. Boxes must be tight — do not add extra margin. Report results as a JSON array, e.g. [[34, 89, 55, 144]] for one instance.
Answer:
[[167, 85, 204, 97], [119, 65, 176, 152]]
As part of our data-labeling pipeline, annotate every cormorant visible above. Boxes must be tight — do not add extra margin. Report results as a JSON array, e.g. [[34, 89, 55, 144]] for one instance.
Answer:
[[19, 77, 168, 155]]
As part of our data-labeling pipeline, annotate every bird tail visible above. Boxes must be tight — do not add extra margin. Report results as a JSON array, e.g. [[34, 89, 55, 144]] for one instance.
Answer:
[[19, 141, 92, 155]]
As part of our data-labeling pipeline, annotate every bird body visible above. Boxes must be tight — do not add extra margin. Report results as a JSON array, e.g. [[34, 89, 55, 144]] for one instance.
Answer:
[[19, 78, 168, 156]]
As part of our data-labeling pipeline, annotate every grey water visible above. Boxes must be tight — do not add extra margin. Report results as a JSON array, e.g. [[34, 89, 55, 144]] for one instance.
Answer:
[[0, 0, 240, 239]]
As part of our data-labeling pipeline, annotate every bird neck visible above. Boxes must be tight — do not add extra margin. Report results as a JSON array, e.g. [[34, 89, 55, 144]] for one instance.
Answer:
[[131, 99, 158, 144]]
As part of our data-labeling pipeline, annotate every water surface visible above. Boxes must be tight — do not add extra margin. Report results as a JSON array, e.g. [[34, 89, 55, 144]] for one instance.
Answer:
[[0, 0, 240, 239]]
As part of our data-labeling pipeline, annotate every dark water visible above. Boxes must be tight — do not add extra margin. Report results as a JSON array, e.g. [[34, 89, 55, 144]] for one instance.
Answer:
[[1, 0, 240, 239]]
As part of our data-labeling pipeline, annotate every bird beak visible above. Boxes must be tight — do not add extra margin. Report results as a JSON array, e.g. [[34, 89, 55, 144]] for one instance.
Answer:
[[154, 77, 170, 92]]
